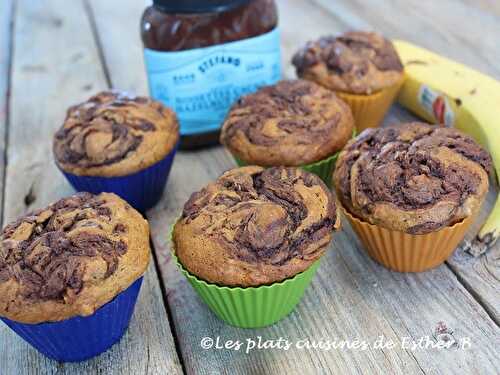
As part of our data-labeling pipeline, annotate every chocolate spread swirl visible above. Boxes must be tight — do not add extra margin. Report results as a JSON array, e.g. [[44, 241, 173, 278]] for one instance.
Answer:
[[181, 167, 337, 265], [0, 193, 128, 302], [334, 123, 492, 234], [292, 31, 403, 94], [53, 91, 158, 168], [220, 80, 354, 166], [293, 31, 403, 75]]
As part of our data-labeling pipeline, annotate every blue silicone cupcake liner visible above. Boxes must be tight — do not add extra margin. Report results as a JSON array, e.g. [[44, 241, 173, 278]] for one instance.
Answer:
[[60, 145, 178, 213], [1, 277, 143, 363]]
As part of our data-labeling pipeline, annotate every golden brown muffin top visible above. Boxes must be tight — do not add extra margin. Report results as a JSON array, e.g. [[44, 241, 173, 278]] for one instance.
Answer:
[[173, 166, 340, 287], [0, 192, 150, 323], [53, 91, 179, 177], [334, 123, 492, 234], [292, 31, 404, 95], [220, 80, 354, 166]]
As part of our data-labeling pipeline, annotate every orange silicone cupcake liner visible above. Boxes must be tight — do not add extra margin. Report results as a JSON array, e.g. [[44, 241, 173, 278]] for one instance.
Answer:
[[340, 204, 474, 272], [337, 76, 405, 132]]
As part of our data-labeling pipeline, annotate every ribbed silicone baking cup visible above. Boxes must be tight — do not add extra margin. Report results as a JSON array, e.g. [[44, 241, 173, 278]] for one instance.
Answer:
[[170, 230, 320, 328], [233, 152, 339, 187], [231, 131, 356, 187], [59, 143, 178, 213], [341, 206, 474, 272], [1, 277, 143, 362], [336, 77, 405, 132]]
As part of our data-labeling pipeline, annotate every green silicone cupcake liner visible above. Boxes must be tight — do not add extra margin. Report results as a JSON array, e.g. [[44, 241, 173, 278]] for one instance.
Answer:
[[170, 227, 320, 328], [233, 152, 339, 187], [231, 130, 356, 187]]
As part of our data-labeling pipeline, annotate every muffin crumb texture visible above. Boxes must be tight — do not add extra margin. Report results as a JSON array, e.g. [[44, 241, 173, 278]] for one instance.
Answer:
[[0, 192, 150, 323], [53, 90, 179, 177], [221, 79, 354, 166], [334, 123, 491, 234], [173, 166, 339, 287], [292, 31, 403, 94]]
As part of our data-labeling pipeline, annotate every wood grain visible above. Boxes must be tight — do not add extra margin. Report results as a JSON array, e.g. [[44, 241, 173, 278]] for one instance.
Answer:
[[88, 0, 500, 373], [448, 187, 500, 324], [84, 0, 147, 94], [312, 0, 500, 79], [0, 0, 13, 227], [0, 1, 182, 374]]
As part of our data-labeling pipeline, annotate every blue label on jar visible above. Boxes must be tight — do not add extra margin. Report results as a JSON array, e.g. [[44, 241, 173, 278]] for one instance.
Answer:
[[144, 28, 282, 135]]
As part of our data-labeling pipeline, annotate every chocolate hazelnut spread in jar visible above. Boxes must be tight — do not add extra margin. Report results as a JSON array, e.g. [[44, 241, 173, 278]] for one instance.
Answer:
[[141, 0, 282, 149]]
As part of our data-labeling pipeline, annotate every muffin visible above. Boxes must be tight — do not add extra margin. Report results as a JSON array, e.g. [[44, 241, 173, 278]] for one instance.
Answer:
[[220, 79, 354, 185], [0, 192, 150, 362], [53, 90, 179, 212], [172, 166, 339, 327], [292, 31, 404, 130], [334, 123, 492, 272]]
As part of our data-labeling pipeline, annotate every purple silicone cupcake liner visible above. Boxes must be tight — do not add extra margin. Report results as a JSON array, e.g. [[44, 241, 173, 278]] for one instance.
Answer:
[[1, 277, 143, 363], [60, 145, 178, 213]]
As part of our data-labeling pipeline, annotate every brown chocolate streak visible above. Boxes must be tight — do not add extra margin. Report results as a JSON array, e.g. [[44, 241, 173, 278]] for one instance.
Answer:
[[0, 193, 128, 302], [336, 124, 492, 232], [54, 91, 156, 168], [221, 80, 341, 146], [182, 167, 336, 265]]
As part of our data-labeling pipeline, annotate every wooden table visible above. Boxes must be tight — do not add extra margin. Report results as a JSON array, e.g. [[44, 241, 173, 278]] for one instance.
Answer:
[[1, 1, 499, 374]]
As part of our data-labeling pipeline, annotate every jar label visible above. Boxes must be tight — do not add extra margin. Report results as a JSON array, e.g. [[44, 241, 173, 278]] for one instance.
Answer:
[[144, 28, 282, 136]]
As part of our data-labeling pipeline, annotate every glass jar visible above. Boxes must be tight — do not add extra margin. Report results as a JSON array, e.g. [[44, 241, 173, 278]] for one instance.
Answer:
[[141, 0, 281, 149]]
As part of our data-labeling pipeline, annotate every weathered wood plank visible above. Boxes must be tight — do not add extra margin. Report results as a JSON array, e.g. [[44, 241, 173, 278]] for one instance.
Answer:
[[89, 0, 500, 373], [0, 0, 13, 227], [448, 187, 500, 323], [0, 1, 182, 374], [313, 0, 500, 327], [84, 0, 147, 94], [312, 0, 500, 79]]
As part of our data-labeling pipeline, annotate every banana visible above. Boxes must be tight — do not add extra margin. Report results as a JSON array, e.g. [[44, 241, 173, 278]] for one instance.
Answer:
[[393, 40, 500, 254]]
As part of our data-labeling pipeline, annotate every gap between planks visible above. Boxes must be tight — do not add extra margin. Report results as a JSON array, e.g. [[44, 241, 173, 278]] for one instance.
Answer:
[[150, 237, 189, 374], [446, 263, 499, 327], [82, 0, 112, 88], [0, 0, 16, 229], [81, 0, 189, 372]]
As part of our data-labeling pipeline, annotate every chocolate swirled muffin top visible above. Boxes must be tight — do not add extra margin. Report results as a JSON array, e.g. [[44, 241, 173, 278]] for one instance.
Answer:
[[292, 31, 403, 95], [173, 166, 340, 287], [53, 91, 179, 177], [0, 192, 150, 323], [220, 80, 354, 166], [334, 123, 492, 234]]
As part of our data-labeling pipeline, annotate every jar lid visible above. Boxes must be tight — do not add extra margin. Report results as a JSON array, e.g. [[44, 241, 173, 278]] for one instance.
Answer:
[[152, 0, 251, 13]]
